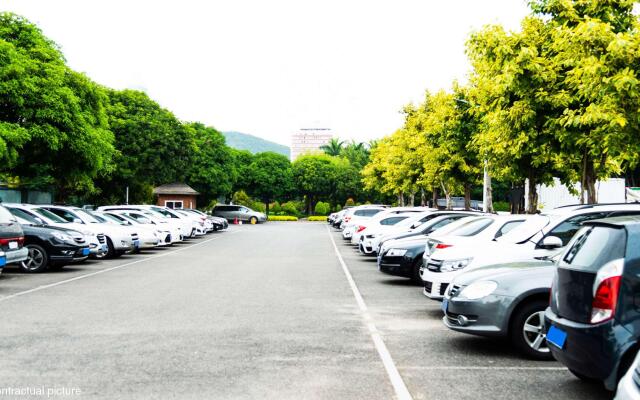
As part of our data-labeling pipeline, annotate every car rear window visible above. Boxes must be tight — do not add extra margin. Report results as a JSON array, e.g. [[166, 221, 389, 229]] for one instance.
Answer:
[[560, 226, 626, 272], [7, 207, 41, 224], [380, 216, 408, 225]]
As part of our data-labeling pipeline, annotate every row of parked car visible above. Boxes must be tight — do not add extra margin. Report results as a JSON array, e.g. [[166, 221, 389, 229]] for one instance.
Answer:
[[0, 203, 230, 274], [328, 203, 640, 398]]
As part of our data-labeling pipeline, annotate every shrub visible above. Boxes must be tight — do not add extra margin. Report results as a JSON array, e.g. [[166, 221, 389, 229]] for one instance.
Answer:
[[334, 204, 342, 212], [250, 201, 266, 213], [314, 201, 330, 216], [268, 215, 298, 221], [271, 201, 281, 214], [345, 198, 355, 207], [493, 201, 510, 212], [280, 201, 300, 216], [307, 216, 327, 221]]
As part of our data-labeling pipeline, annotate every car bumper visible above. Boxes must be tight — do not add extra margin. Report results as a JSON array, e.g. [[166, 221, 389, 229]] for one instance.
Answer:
[[6, 247, 29, 265], [616, 366, 640, 400], [420, 269, 460, 300], [442, 294, 510, 337], [378, 255, 413, 278], [545, 308, 631, 390], [50, 245, 91, 263]]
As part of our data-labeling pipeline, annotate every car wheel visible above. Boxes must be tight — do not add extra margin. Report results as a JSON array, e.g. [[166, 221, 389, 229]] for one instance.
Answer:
[[105, 238, 120, 259], [411, 258, 424, 283], [510, 300, 553, 360], [20, 244, 49, 273], [250, 216, 258, 225]]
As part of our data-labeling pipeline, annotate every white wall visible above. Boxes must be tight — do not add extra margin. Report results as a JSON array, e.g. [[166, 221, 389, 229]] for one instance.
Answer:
[[524, 178, 626, 211]]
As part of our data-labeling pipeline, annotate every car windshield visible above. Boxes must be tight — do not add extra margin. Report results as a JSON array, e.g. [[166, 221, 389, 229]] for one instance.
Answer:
[[73, 209, 101, 223], [107, 213, 135, 225], [447, 217, 494, 237], [94, 212, 127, 225], [497, 215, 552, 244], [33, 208, 69, 224], [7, 207, 43, 225], [429, 216, 476, 236], [151, 206, 179, 218]]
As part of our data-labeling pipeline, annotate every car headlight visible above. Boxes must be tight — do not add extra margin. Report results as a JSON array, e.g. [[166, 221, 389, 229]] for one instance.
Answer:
[[52, 231, 75, 244], [440, 258, 473, 272], [458, 281, 498, 300], [386, 248, 407, 257]]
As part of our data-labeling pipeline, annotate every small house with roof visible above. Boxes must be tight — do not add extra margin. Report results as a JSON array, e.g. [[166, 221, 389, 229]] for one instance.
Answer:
[[153, 183, 199, 209]]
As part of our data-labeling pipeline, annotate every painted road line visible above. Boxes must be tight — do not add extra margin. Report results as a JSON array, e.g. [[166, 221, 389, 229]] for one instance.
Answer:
[[0, 230, 240, 303], [327, 226, 413, 400]]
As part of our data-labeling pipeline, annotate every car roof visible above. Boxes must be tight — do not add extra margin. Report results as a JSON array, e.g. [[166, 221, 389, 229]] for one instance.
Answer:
[[584, 215, 640, 228]]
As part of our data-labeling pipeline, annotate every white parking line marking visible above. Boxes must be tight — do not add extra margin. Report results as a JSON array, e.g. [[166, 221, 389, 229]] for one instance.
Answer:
[[327, 226, 413, 400], [0, 231, 240, 303], [400, 366, 567, 371]]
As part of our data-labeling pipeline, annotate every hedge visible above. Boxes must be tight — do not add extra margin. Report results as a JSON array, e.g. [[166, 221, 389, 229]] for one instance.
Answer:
[[307, 216, 328, 222], [267, 215, 298, 221]]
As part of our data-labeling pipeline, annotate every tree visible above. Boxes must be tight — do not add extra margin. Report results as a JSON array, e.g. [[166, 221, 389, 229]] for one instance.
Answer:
[[185, 122, 234, 207], [292, 154, 339, 214], [0, 12, 115, 200], [319, 138, 344, 156], [245, 152, 292, 214], [93, 89, 196, 204]]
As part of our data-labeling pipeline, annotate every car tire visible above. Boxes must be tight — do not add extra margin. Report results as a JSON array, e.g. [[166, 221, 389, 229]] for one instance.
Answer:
[[250, 216, 258, 225], [105, 238, 120, 259], [510, 300, 553, 360], [20, 244, 49, 273], [411, 259, 423, 283]]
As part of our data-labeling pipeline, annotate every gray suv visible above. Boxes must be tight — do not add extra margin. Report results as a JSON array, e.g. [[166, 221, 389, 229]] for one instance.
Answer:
[[212, 205, 267, 224]]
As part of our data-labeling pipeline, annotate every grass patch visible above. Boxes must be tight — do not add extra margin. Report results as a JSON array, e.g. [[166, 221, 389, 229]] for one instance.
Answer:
[[267, 215, 298, 221]]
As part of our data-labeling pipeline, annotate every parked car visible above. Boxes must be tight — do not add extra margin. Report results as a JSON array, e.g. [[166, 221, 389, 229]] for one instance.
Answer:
[[421, 214, 531, 300], [182, 208, 228, 231], [0, 205, 28, 271], [546, 216, 640, 391], [145, 205, 198, 237], [15, 215, 90, 273], [41, 205, 138, 258], [350, 212, 417, 247], [174, 209, 207, 235], [342, 206, 423, 240], [616, 348, 640, 399], [421, 204, 640, 300], [212, 204, 267, 224], [442, 258, 555, 360], [97, 206, 184, 242], [5, 204, 107, 257], [376, 216, 487, 282], [340, 205, 388, 238], [365, 211, 480, 255], [88, 211, 159, 250], [103, 211, 173, 246]]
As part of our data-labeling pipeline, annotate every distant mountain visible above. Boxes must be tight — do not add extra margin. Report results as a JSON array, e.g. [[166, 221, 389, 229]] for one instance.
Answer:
[[223, 131, 290, 158]]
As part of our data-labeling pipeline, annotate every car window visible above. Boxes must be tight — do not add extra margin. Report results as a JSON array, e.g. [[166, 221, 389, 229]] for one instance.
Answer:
[[380, 216, 407, 225], [497, 215, 551, 244], [355, 209, 382, 217], [448, 217, 493, 237], [46, 208, 79, 222], [7, 207, 42, 224], [494, 220, 524, 238], [560, 226, 626, 272], [129, 213, 153, 224], [106, 213, 131, 224], [73, 209, 100, 223], [542, 212, 607, 247], [32, 208, 69, 224], [0, 206, 17, 223]]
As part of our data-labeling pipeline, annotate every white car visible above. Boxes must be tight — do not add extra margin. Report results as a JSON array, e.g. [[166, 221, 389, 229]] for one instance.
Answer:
[[97, 205, 185, 242], [352, 210, 437, 249], [42, 205, 139, 258], [4, 204, 107, 257], [420, 214, 530, 300], [369, 212, 479, 255], [105, 209, 179, 245], [340, 206, 388, 239], [89, 211, 160, 249], [174, 209, 207, 235]]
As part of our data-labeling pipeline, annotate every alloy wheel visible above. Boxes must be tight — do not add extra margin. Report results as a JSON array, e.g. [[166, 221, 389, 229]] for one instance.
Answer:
[[522, 311, 549, 353], [22, 247, 45, 271]]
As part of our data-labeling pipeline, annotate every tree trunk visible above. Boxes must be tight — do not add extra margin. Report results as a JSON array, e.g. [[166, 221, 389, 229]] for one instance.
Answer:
[[440, 181, 452, 210], [398, 193, 404, 207], [526, 171, 538, 214], [408, 192, 415, 207], [420, 189, 426, 207], [585, 158, 597, 204], [265, 199, 270, 215], [463, 183, 471, 210], [432, 187, 438, 209]]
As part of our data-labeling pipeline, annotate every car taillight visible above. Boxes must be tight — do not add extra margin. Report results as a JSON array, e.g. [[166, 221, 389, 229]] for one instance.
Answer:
[[435, 243, 452, 250], [591, 259, 624, 324], [0, 237, 24, 246], [357, 226, 366, 233], [344, 217, 351, 222]]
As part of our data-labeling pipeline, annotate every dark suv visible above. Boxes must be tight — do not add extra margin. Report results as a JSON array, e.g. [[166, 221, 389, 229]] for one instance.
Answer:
[[545, 216, 640, 390]]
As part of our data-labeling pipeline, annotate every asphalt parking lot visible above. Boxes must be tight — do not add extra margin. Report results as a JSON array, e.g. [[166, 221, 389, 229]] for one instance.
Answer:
[[0, 223, 612, 399]]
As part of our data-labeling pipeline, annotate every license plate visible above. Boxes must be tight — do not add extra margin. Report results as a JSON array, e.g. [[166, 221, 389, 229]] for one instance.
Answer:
[[547, 325, 567, 349], [0, 256, 6, 267], [81, 248, 90, 256], [441, 298, 448, 312], [8, 241, 18, 249]]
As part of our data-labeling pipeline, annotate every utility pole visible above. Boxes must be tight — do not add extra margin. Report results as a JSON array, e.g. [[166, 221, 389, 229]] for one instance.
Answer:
[[125, 186, 129, 205]]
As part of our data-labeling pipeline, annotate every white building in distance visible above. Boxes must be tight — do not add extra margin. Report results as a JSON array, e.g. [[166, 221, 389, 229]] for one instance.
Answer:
[[290, 128, 333, 161]]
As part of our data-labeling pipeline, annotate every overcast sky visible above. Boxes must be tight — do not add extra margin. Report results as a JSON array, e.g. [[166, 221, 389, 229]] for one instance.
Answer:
[[3, 0, 530, 146]]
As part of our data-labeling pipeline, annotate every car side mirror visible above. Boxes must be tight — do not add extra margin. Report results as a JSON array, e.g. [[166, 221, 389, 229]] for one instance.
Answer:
[[73, 218, 83, 224], [541, 236, 563, 249], [411, 222, 420, 229]]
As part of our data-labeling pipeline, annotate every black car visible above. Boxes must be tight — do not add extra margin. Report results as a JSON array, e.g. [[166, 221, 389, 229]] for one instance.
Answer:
[[377, 236, 431, 282], [545, 216, 640, 390], [8, 211, 90, 273]]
